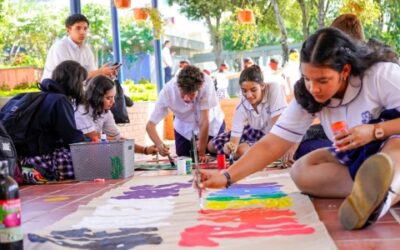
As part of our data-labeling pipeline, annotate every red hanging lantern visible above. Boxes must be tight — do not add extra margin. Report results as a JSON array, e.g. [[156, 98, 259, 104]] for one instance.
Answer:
[[133, 8, 149, 21], [237, 9, 255, 24], [114, 0, 131, 9]]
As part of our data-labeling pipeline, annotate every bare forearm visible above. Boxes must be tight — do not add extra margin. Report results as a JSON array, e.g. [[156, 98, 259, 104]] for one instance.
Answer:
[[198, 120, 209, 155], [228, 133, 294, 183], [146, 121, 163, 146]]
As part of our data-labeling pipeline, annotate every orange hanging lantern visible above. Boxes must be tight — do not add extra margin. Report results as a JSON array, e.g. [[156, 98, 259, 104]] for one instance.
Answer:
[[114, 0, 131, 9], [133, 8, 149, 21], [237, 9, 255, 24]]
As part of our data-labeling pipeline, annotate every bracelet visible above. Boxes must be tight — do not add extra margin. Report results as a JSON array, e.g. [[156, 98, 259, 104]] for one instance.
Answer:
[[223, 172, 233, 189], [143, 146, 148, 155]]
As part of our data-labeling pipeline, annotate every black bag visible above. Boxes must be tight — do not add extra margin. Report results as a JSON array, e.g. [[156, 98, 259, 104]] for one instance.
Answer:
[[0, 92, 47, 155], [111, 80, 131, 124], [0, 122, 18, 177]]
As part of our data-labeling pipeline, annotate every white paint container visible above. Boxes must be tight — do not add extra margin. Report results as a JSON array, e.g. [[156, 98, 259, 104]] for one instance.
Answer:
[[177, 158, 187, 175]]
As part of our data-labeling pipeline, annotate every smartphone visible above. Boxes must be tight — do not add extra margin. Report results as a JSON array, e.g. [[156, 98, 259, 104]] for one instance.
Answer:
[[112, 62, 122, 68]]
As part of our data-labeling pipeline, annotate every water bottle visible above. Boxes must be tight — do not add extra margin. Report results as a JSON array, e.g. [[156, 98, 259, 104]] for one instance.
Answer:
[[100, 133, 107, 143], [0, 161, 23, 249]]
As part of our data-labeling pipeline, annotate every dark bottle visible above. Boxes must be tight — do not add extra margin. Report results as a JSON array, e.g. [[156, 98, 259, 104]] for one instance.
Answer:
[[0, 160, 23, 250]]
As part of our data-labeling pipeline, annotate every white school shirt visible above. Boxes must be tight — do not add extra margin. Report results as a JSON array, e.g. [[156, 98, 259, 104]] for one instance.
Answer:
[[149, 74, 225, 140], [271, 62, 400, 142], [74, 105, 120, 138], [231, 81, 287, 138], [41, 37, 96, 81], [162, 46, 173, 68]]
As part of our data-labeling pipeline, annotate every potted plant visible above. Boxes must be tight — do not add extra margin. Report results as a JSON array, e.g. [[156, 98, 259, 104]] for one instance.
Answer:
[[133, 8, 149, 21], [114, 0, 131, 9], [133, 7, 164, 40], [237, 9, 254, 24]]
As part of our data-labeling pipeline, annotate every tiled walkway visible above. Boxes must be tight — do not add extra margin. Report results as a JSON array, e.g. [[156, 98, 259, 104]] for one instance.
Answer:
[[21, 168, 400, 249]]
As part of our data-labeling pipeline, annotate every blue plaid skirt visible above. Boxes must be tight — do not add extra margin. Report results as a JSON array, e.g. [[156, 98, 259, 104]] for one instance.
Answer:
[[19, 147, 74, 183], [328, 109, 400, 179], [211, 125, 265, 154]]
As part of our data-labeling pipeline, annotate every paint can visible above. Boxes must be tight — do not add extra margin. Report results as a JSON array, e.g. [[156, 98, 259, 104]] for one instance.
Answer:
[[186, 159, 192, 174], [217, 154, 226, 170], [177, 158, 187, 175]]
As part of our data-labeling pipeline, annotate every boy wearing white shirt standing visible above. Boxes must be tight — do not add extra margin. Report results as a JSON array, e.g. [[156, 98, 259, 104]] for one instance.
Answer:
[[146, 65, 225, 163]]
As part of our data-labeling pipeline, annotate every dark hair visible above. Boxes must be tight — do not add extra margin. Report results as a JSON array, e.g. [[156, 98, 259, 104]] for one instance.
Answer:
[[65, 14, 89, 28], [84, 75, 115, 121], [51, 60, 87, 107], [163, 40, 170, 47], [367, 38, 399, 63], [294, 27, 393, 114], [239, 65, 264, 85], [331, 13, 365, 41], [177, 65, 204, 93]]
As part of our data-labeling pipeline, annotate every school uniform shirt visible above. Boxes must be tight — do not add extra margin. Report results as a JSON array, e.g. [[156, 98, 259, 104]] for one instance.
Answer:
[[41, 37, 96, 81], [74, 105, 120, 138], [271, 62, 400, 142], [231, 81, 287, 138], [162, 46, 173, 68], [149, 74, 225, 140]]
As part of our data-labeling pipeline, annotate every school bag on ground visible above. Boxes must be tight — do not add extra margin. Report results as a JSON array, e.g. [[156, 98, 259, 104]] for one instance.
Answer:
[[0, 92, 48, 156]]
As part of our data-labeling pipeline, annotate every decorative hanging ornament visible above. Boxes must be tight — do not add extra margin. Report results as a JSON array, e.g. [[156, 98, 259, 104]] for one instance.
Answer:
[[114, 0, 131, 9], [237, 9, 255, 24], [133, 8, 149, 21]]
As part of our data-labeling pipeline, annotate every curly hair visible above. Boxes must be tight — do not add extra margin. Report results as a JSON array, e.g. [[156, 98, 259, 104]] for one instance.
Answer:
[[50, 60, 87, 107], [177, 65, 204, 93], [294, 27, 393, 114], [84, 75, 115, 121]]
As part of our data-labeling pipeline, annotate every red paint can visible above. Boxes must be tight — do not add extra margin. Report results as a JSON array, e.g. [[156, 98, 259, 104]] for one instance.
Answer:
[[217, 154, 226, 170]]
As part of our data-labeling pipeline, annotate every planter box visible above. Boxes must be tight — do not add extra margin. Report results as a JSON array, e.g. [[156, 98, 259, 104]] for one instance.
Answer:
[[0, 67, 43, 89]]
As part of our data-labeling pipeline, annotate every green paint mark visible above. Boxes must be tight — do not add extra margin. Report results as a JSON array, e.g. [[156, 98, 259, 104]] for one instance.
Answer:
[[206, 193, 287, 201], [110, 156, 123, 179]]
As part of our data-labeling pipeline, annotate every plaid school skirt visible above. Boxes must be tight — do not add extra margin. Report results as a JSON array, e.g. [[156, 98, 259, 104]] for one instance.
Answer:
[[328, 109, 400, 179], [211, 125, 265, 154], [19, 147, 74, 184]]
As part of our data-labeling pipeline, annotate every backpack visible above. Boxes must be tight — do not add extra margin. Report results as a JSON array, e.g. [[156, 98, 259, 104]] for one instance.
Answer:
[[0, 92, 47, 155], [0, 122, 17, 177]]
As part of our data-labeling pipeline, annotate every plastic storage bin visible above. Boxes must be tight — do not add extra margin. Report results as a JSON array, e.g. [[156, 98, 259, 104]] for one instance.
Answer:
[[70, 139, 134, 181]]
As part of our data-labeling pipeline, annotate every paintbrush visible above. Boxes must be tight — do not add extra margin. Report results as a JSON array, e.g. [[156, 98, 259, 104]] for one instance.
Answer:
[[191, 131, 204, 209], [229, 152, 234, 165], [163, 144, 176, 167]]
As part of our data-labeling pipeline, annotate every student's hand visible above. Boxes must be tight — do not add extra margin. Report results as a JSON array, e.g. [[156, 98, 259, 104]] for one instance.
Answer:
[[223, 142, 237, 155], [334, 124, 375, 151], [99, 63, 118, 78], [199, 169, 227, 189], [145, 145, 158, 155], [198, 154, 209, 163], [156, 143, 169, 156]]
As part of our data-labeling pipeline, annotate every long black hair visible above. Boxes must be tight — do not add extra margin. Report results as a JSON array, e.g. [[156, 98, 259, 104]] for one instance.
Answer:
[[84, 75, 115, 121], [51, 60, 87, 107], [294, 27, 395, 114]]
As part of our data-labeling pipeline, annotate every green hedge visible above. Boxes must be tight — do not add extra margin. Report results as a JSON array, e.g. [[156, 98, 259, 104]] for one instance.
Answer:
[[123, 79, 157, 102]]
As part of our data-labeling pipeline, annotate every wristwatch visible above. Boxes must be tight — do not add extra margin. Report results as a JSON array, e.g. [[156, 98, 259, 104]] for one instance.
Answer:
[[374, 123, 385, 140]]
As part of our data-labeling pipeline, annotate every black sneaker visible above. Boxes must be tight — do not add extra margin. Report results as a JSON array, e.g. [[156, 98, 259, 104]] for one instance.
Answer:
[[338, 153, 394, 230]]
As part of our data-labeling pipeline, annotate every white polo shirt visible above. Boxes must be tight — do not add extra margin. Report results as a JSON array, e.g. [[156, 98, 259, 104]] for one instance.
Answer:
[[74, 105, 120, 138], [271, 62, 400, 142], [231, 81, 287, 138], [41, 37, 96, 81], [149, 74, 225, 140], [162, 46, 173, 68]]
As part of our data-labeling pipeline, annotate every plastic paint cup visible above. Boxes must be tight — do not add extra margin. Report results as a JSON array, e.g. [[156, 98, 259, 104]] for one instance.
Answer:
[[186, 159, 192, 174], [331, 121, 347, 148], [177, 158, 187, 175], [217, 154, 226, 170]]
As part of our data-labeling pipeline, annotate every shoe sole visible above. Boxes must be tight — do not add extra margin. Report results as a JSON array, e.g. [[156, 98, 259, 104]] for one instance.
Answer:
[[338, 153, 394, 230]]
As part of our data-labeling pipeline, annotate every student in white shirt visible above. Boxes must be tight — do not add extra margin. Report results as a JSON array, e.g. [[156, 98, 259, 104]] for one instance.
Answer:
[[42, 14, 118, 81], [74, 75, 157, 155], [162, 40, 174, 84], [199, 28, 400, 231], [146, 65, 225, 163], [208, 65, 286, 160]]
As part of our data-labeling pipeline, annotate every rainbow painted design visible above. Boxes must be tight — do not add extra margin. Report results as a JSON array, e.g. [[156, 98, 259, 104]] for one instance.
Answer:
[[179, 182, 315, 247]]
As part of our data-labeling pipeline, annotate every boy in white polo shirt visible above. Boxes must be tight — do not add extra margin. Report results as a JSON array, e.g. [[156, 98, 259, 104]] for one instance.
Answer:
[[146, 65, 225, 163], [41, 14, 118, 81], [199, 28, 400, 231]]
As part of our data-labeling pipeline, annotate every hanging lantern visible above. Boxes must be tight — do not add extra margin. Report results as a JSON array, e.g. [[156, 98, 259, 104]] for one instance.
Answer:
[[237, 9, 255, 24], [133, 8, 149, 21], [114, 0, 131, 9]]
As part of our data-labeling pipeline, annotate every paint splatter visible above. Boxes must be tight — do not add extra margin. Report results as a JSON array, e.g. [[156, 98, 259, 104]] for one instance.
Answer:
[[44, 197, 70, 202], [28, 227, 162, 249], [112, 183, 191, 200]]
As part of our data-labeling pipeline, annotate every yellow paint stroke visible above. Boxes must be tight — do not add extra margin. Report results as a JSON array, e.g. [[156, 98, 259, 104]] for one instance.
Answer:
[[44, 197, 70, 202], [205, 197, 292, 210]]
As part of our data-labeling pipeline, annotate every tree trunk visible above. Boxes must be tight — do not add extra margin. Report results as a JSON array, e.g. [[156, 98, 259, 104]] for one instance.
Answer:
[[317, 0, 325, 28], [270, 0, 289, 64], [297, 0, 309, 40], [205, 16, 223, 67]]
